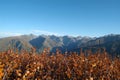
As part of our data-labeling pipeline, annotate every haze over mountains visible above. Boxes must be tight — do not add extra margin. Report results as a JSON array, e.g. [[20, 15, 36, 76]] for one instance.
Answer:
[[0, 34, 120, 55]]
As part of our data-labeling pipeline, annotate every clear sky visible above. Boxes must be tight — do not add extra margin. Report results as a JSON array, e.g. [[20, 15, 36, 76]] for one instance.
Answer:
[[0, 0, 120, 37]]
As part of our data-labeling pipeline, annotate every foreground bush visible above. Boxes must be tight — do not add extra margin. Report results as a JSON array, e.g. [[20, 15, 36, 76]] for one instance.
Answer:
[[0, 49, 120, 80]]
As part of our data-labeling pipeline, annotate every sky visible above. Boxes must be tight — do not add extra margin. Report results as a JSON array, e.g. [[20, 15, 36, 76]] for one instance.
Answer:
[[0, 0, 120, 37]]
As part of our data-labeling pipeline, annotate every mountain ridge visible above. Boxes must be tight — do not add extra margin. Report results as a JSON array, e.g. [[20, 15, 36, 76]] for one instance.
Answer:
[[0, 34, 120, 55]]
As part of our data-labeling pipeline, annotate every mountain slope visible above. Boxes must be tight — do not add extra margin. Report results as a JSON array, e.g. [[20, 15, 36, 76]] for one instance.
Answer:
[[0, 34, 120, 55], [0, 34, 36, 51], [29, 35, 91, 52], [76, 34, 120, 55]]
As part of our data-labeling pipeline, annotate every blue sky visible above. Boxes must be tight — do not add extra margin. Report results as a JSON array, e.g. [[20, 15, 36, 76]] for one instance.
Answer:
[[0, 0, 120, 37]]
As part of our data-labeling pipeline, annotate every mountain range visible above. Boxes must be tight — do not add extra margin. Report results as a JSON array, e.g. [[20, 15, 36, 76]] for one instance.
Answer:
[[0, 34, 120, 55]]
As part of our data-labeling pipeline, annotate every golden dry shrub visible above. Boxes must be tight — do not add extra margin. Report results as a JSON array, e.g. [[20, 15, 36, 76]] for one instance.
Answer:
[[0, 49, 119, 80], [0, 62, 4, 79]]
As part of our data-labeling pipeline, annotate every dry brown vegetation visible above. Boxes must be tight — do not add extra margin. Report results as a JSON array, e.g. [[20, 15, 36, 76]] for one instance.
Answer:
[[0, 48, 120, 80]]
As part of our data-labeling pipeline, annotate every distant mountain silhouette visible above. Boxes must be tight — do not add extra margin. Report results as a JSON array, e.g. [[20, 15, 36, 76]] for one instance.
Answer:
[[0, 34, 120, 55]]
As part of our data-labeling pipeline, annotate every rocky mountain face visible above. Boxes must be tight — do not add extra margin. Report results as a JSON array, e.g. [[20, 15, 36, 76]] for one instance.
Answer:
[[0, 34, 36, 51], [79, 34, 120, 55], [29, 35, 91, 52], [0, 34, 120, 55]]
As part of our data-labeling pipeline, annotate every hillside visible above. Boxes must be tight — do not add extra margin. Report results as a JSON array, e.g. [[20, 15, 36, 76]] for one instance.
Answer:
[[0, 34, 36, 51], [79, 34, 120, 55], [0, 35, 91, 52], [0, 34, 120, 55]]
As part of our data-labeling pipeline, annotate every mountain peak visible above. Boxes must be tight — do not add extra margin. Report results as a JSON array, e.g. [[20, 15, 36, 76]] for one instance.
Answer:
[[0, 34, 120, 55]]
